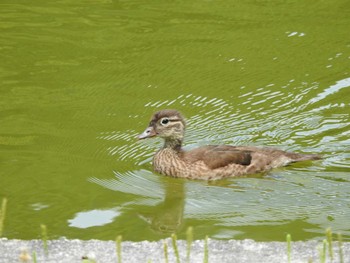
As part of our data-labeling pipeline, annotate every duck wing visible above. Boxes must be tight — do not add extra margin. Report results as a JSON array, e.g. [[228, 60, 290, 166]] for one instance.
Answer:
[[181, 145, 252, 169]]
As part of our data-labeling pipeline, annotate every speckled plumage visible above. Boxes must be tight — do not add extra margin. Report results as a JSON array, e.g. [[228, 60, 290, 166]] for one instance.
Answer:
[[138, 109, 321, 180]]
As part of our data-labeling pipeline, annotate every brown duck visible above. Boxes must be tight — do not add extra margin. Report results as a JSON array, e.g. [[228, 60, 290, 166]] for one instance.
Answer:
[[138, 109, 321, 180]]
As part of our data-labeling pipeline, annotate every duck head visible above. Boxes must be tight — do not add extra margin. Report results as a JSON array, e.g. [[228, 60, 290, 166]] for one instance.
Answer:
[[138, 109, 186, 148]]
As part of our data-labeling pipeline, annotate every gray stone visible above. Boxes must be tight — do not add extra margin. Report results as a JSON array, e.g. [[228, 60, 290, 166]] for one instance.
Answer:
[[0, 238, 349, 263]]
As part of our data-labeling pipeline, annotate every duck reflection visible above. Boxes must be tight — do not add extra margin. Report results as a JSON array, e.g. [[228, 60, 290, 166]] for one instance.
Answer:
[[138, 179, 185, 234], [90, 169, 186, 235]]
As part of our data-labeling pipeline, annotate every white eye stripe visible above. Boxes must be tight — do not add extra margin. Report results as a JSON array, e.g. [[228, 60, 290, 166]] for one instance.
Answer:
[[159, 118, 182, 126]]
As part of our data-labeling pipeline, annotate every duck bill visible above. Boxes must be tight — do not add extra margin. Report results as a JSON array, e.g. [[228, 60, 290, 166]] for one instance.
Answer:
[[137, 126, 157, 139]]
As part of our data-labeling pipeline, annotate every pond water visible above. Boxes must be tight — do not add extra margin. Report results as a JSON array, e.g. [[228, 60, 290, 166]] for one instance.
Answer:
[[1, 0, 350, 242]]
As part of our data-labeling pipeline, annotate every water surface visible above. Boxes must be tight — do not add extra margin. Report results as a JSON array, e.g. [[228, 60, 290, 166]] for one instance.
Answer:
[[0, 0, 350, 241]]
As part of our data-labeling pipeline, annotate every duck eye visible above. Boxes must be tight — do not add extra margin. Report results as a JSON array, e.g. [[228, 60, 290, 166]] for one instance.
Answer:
[[160, 118, 169, 125]]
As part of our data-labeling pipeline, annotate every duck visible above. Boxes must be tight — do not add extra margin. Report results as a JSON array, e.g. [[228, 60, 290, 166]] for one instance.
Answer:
[[138, 109, 321, 180]]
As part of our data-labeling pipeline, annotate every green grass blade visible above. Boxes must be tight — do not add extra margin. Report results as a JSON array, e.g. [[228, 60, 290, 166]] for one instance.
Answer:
[[163, 240, 169, 263], [318, 239, 327, 263], [203, 235, 209, 263], [171, 234, 180, 263], [0, 198, 7, 237], [326, 228, 334, 260], [186, 226, 193, 263], [323, 239, 327, 263], [32, 251, 37, 263], [40, 224, 48, 254], [286, 233, 291, 263], [116, 235, 122, 263]]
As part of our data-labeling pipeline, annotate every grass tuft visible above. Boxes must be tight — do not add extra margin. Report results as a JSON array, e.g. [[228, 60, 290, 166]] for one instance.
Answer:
[[286, 233, 291, 263], [326, 228, 334, 260], [32, 251, 37, 263], [163, 240, 169, 263], [171, 234, 180, 263], [40, 224, 48, 254], [203, 235, 209, 263], [0, 198, 7, 237], [318, 239, 327, 263], [5, 215, 350, 263], [116, 235, 122, 263], [186, 226, 193, 263]]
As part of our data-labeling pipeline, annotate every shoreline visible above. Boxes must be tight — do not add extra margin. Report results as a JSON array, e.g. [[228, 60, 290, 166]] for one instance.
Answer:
[[1, 238, 349, 263]]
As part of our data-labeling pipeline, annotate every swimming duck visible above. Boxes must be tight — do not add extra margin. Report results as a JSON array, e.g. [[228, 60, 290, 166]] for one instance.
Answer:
[[138, 109, 321, 180]]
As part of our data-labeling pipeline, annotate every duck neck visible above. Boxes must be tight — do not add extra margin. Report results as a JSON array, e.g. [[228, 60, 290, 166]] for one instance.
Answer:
[[163, 138, 182, 152]]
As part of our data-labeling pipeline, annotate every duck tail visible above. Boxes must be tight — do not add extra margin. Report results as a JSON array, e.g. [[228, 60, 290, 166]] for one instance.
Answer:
[[292, 153, 322, 162]]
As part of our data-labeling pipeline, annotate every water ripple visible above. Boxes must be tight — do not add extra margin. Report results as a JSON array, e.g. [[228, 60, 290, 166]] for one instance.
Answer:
[[99, 77, 349, 173], [309, 77, 350, 105], [89, 169, 350, 236]]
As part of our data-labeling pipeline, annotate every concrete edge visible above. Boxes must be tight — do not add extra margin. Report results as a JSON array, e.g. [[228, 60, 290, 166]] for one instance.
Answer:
[[0, 238, 349, 263]]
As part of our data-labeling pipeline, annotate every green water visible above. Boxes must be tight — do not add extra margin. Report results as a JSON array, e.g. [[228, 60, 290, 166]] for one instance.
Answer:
[[1, 0, 350, 242]]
